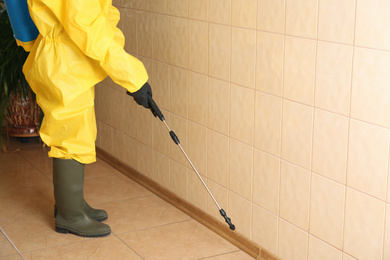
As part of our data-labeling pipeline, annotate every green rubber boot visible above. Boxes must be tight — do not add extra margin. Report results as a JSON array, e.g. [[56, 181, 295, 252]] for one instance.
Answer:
[[54, 200, 108, 222], [53, 158, 111, 237]]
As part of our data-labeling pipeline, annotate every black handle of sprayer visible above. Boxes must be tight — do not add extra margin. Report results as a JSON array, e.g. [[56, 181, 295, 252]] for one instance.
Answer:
[[220, 209, 235, 230], [148, 96, 165, 121]]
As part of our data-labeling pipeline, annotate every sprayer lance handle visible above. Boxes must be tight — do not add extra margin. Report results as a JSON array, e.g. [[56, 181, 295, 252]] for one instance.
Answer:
[[220, 209, 235, 230], [148, 96, 165, 121]]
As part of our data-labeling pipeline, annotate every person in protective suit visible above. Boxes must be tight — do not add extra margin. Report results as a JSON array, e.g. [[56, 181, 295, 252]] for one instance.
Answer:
[[5, 0, 153, 237]]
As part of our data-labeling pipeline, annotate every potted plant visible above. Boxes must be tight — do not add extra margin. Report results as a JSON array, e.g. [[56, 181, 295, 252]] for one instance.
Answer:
[[0, 0, 41, 151]]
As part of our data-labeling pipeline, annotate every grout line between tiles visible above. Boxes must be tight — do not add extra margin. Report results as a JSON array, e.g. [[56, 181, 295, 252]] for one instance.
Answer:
[[113, 218, 194, 236], [1, 227, 26, 260], [196, 249, 244, 260], [113, 233, 145, 260]]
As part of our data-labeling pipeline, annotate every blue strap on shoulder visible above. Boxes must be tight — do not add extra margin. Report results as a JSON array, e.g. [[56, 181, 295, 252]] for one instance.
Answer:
[[4, 0, 39, 42]]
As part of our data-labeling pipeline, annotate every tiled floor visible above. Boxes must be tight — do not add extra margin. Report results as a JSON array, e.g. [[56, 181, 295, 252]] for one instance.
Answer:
[[0, 136, 254, 260]]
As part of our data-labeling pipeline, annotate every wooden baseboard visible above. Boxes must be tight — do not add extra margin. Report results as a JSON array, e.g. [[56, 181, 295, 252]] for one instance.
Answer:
[[96, 147, 279, 260]]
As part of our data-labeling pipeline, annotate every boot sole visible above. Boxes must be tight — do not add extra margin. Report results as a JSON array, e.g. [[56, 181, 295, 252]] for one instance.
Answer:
[[55, 226, 111, 238]]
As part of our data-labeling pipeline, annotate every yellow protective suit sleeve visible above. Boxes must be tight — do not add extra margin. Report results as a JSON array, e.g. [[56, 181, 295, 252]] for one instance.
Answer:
[[46, 0, 148, 93], [16, 39, 36, 52]]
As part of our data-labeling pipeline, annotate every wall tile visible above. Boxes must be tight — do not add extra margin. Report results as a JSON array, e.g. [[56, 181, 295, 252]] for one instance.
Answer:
[[154, 151, 170, 188], [278, 219, 308, 260], [315, 41, 353, 116], [229, 192, 251, 238], [232, 0, 256, 29], [257, 0, 285, 34], [170, 66, 188, 118], [281, 100, 313, 170], [209, 0, 231, 25], [188, 72, 208, 126], [229, 139, 253, 200], [355, 0, 390, 51], [208, 78, 230, 135], [318, 0, 355, 45], [188, 121, 207, 177], [113, 0, 122, 7], [189, 0, 208, 21], [256, 32, 284, 96], [152, 61, 170, 111], [388, 166, 390, 203], [137, 12, 153, 58], [285, 0, 318, 38], [99, 3, 390, 258], [169, 17, 189, 68], [137, 105, 154, 148], [351, 48, 390, 128], [343, 254, 358, 260], [112, 128, 125, 162], [312, 109, 349, 184], [123, 0, 152, 10], [209, 24, 231, 81], [344, 188, 386, 260], [347, 119, 389, 200], [100, 123, 113, 156], [253, 149, 280, 214], [231, 28, 256, 89], [111, 90, 125, 132], [207, 130, 229, 187], [309, 173, 345, 249], [137, 142, 154, 179], [280, 161, 310, 230], [99, 85, 113, 126], [308, 236, 342, 260], [230, 85, 254, 145], [188, 168, 208, 212], [169, 0, 188, 17], [170, 159, 187, 200], [254, 92, 282, 157], [384, 205, 390, 259], [124, 94, 138, 138], [284, 36, 316, 106], [252, 205, 278, 255], [152, 0, 169, 14], [138, 56, 153, 86], [189, 21, 209, 75], [96, 120, 102, 147], [121, 9, 137, 55], [124, 135, 138, 170], [153, 14, 170, 63], [154, 110, 170, 156]]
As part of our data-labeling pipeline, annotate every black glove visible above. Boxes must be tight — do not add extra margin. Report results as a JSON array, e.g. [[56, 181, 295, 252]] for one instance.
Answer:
[[127, 82, 152, 109]]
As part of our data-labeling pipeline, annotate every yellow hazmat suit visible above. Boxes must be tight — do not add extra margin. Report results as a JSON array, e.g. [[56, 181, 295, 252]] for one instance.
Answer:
[[23, 0, 148, 163]]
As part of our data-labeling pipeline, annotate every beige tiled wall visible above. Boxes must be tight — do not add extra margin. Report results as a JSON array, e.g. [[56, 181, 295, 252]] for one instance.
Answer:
[[95, 0, 390, 259]]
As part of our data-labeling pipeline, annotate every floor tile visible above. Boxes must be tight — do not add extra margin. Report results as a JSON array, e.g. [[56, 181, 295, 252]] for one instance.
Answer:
[[102, 195, 191, 233], [0, 231, 17, 257], [84, 175, 153, 205], [0, 136, 254, 259], [22, 236, 142, 260], [201, 250, 254, 259], [18, 147, 52, 179], [0, 153, 27, 171], [0, 255, 23, 260], [0, 212, 86, 252], [85, 159, 123, 179], [118, 220, 238, 260], [0, 167, 53, 221]]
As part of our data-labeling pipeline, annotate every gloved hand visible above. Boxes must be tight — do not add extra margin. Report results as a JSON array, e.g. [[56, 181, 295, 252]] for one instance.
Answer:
[[127, 82, 152, 109]]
